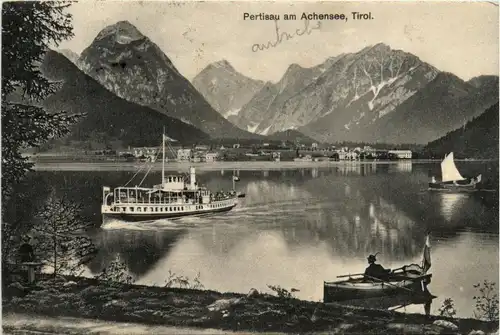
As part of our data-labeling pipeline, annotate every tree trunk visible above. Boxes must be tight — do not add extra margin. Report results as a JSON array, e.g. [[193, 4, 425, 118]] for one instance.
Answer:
[[53, 221, 57, 278]]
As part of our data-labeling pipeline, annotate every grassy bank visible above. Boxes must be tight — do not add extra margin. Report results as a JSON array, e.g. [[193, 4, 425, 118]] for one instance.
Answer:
[[3, 276, 498, 334]]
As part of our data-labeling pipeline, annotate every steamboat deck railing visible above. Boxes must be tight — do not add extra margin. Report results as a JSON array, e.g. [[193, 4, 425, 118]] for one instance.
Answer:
[[103, 198, 236, 214]]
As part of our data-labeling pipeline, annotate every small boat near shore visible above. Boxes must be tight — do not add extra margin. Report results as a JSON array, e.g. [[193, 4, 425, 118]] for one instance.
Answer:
[[429, 152, 482, 192], [325, 235, 433, 303], [101, 133, 239, 222], [324, 264, 432, 302], [333, 289, 437, 312]]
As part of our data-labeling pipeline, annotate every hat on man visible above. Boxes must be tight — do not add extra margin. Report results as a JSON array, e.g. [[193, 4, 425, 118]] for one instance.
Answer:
[[367, 252, 380, 263]]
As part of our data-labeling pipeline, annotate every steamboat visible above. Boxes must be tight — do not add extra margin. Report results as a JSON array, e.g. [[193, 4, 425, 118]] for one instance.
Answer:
[[101, 134, 239, 222]]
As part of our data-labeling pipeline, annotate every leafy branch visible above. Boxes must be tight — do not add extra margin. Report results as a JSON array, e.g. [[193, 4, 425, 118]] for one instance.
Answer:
[[473, 280, 499, 322], [164, 270, 204, 290]]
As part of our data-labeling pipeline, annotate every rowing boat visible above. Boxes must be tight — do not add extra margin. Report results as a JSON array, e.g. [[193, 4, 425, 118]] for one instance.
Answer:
[[332, 290, 437, 311], [323, 264, 432, 302]]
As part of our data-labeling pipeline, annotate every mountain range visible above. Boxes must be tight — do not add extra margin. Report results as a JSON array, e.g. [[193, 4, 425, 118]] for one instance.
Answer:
[[40, 20, 498, 148], [227, 56, 344, 135], [41, 50, 210, 147], [76, 21, 258, 140], [197, 44, 498, 145], [192, 60, 265, 120]]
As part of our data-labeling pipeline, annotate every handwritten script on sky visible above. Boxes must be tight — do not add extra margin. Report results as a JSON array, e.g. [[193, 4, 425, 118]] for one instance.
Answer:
[[252, 19, 322, 53]]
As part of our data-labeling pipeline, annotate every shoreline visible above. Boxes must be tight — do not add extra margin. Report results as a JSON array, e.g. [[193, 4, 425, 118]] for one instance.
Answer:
[[31, 159, 451, 172], [30, 159, 497, 172], [3, 275, 498, 334]]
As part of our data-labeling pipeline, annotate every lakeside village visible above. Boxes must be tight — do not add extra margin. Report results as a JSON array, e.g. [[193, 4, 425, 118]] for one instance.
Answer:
[[81, 142, 414, 163]]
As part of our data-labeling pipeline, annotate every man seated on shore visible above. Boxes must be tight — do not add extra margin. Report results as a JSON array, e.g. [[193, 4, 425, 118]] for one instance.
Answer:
[[19, 236, 35, 263], [364, 254, 391, 281]]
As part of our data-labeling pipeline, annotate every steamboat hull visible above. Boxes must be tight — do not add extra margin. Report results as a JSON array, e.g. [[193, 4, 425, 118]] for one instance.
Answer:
[[323, 274, 432, 302], [103, 204, 236, 222], [102, 202, 237, 222]]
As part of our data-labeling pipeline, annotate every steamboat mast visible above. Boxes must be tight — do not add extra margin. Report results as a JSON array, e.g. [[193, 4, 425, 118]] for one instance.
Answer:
[[162, 126, 165, 186]]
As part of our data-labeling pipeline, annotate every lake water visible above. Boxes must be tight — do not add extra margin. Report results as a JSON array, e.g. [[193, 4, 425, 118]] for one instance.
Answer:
[[28, 161, 499, 318]]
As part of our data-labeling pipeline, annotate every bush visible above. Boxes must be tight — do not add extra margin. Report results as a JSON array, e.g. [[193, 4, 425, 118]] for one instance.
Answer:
[[164, 270, 204, 290], [94, 260, 134, 284], [438, 298, 457, 318], [267, 284, 299, 299], [473, 280, 499, 322]]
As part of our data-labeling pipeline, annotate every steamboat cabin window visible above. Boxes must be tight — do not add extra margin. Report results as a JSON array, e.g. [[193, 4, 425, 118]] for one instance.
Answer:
[[129, 207, 134, 212]]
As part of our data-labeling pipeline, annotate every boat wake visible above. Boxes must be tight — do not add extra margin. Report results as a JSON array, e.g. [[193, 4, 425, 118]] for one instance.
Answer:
[[101, 218, 183, 231], [100, 197, 328, 230]]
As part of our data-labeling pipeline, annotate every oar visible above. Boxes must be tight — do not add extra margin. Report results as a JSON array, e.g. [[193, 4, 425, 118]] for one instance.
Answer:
[[333, 273, 424, 294], [388, 303, 412, 312], [390, 266, 406, 273], [363, 274, 419, 294], [337, 268, 403, 278], [337, 273, 365, 278]]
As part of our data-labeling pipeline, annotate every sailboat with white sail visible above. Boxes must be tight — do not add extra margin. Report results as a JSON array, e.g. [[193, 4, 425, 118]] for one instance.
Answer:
[[101, 133, 239, 222], [428, 152, 482, 192]]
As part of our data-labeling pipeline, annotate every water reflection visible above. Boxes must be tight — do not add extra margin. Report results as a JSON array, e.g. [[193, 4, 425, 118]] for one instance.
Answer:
[[338, 163, 362, 176], [17, 163, 499, 318], [336, 163, 379, 176], [438, 193, 470, 222], [388, 161, 413, 173], [87, 228, 186, 278]]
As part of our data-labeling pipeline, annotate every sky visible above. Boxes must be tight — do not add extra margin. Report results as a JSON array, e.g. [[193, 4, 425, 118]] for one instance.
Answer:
[[59, 1, 499, 82]]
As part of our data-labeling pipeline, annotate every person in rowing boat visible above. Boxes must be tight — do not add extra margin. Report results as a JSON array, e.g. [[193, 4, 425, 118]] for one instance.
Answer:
[[364, 253, 391, 281]]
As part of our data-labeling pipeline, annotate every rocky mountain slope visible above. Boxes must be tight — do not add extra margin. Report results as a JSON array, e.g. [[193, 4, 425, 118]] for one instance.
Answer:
[[269, 129, 317, 145], [57, 49, 80, 65], [192, 60, 265, 119], [467, 75, 499, 90], [233, 56, 342, 134], [339, 72, 499, 144], [425, 102, 499, 159], [221, 43, 497, 145], [77, 21, 258, 139], [228, 44, 438, 137], [41, 50, 210, 146]]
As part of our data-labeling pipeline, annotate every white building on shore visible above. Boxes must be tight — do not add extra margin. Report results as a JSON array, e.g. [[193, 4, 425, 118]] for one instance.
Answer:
[[388, 150, 412, 159], [177, 149, 192, 161], [205, 152, 219, 162], [338, 151, 359, 160]]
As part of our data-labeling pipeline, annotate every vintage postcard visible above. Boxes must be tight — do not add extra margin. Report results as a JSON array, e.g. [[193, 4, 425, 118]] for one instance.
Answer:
[[2, 0, 499, 334]]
